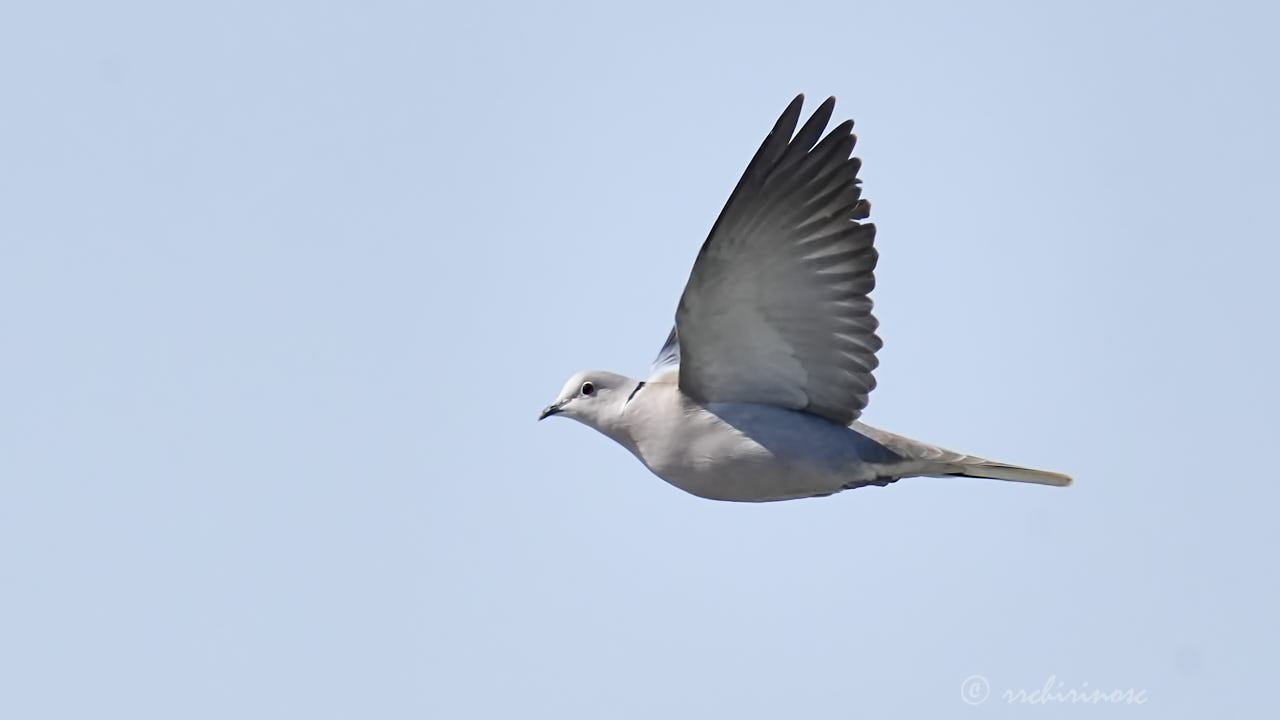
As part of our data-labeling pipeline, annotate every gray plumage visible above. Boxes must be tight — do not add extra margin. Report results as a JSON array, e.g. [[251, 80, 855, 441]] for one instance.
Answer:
[[540, 94, 1071, 502]]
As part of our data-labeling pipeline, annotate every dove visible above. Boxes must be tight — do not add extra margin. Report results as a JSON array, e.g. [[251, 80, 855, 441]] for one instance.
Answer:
[[540, 94, 1071, 502]]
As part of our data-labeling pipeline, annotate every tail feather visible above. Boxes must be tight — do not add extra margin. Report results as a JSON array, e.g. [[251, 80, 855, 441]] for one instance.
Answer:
[[944, 461, 1073, 487], [849, 421, 1072, 488]]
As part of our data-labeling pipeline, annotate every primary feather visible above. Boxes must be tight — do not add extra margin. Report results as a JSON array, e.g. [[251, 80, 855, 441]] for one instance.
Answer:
[[664, 94, 881, 425]]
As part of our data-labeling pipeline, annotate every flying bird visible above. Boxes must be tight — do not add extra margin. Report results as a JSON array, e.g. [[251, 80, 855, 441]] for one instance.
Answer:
[[540, 94, 1071, 502]]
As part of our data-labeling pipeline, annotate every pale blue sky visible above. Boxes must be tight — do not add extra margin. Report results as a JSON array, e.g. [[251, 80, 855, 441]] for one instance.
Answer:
[[2, 1, 1277, 717]]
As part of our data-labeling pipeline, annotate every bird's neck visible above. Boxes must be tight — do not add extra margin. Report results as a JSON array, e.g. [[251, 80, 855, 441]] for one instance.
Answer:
[[591, 378, 676, 459], [588, 398, 635, 453]]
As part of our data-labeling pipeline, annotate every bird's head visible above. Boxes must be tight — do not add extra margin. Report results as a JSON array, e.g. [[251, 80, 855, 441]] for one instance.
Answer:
[[538, 370, 633, 428]]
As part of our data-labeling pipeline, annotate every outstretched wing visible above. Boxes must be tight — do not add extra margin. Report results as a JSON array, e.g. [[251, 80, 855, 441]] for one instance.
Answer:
[[671, 94, 881, 424]]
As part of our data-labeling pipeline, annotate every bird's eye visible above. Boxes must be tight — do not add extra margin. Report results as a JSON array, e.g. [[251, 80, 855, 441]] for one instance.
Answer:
[[580, 382, 595, 396]]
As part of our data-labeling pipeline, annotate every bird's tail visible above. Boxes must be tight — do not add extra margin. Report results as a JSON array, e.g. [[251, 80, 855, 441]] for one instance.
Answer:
[[849, 421, 1072, 487], [941, 460, 1072, 487]]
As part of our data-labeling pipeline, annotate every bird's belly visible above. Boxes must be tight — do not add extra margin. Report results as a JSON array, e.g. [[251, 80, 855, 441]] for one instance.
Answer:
[[660, 451, 839, 502], [634, 402, 872, 502]]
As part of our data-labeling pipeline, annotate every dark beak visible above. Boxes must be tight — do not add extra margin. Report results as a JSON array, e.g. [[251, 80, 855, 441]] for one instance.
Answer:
[[538, 401, 565, 421]]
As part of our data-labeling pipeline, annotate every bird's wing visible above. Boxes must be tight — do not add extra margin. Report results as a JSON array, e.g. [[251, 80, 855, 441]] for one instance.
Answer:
[[672, 94, 881, 424], [649, 326, 681, 380]]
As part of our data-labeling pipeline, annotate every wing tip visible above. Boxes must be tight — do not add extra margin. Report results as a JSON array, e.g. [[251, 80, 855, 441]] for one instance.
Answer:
[[780, 94, 805, 125]]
